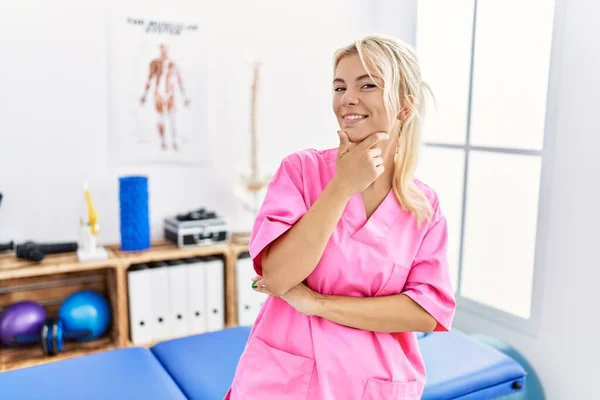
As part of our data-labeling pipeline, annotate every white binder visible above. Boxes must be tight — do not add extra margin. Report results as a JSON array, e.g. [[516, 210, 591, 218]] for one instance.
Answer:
[[127, 263, 154, 345], [186, 257, 208, 335], [166, 259, 190, 338], [204, 256, 225, 331], [148, 261, 172, 341], [236, 252, 267, 326]]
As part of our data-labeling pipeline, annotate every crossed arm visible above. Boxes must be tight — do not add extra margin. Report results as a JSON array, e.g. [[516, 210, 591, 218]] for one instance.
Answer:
[[252, 278, 437, 333], [315, 292, 437, 333], [257, 177, 437, 333]]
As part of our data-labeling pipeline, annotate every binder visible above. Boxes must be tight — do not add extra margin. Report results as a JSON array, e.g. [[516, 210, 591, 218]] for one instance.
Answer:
[[148, 261, 172, 341], [166, 259, 190, 338], [127, 263, 154, 344], [203, 256, 225, 331], [236, 252, 267, 326], [185, 257, 208, 335], [127, 255, 227, 341]]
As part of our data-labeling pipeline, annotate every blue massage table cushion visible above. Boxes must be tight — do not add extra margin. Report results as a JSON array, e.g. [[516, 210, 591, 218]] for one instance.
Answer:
[[151, 326, 252, 400], [150, 327, 525, 400], [420, 331, 526, 399], [0, 347, 186, 400]]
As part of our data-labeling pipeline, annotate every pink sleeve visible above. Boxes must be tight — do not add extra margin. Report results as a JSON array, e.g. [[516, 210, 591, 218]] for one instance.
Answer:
[[248, 155, 308, 275], [402, 203, 457, 332]]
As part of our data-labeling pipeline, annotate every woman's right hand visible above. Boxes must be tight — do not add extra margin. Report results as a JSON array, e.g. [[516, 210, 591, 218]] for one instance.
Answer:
[[333, 130, 389, 197]]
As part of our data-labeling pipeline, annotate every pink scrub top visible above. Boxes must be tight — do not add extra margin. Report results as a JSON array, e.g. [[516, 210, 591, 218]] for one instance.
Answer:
[[225, 148, 456, 400]]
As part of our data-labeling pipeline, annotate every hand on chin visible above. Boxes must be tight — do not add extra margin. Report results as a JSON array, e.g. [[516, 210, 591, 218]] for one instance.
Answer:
[[342, 126, 366, 143], [345, 127, 385, 145]]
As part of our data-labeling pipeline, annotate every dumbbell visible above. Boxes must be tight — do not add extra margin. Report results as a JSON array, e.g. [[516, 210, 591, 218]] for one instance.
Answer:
[[13, 317, 91, 356], [0, 241, 14, 252], [16, 241, 78, 262]]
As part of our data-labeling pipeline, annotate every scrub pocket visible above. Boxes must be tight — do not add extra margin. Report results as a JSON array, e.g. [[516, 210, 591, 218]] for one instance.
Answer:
[[374, 263, 411, 297], [361, 377, 420, 400], [233, 336, 315, 399]]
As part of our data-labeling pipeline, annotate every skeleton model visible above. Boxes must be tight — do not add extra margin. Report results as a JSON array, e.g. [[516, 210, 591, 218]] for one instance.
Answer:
[[233, 60, 271, 234]]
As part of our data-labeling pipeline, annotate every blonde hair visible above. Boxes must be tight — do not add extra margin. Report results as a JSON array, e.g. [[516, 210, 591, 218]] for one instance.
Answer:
[[333, 34, 434, 227]]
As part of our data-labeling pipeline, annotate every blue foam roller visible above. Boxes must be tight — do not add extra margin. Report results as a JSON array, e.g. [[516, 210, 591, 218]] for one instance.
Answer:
[[119, 176, 150, 251]]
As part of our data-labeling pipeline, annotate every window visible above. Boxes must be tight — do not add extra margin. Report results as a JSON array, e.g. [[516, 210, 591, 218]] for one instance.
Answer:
[[415, 0, 557, 329]]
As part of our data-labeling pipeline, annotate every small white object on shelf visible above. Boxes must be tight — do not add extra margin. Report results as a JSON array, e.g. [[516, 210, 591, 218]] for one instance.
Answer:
[[77, 245, 108, 262], [77, 183, 109, 262]]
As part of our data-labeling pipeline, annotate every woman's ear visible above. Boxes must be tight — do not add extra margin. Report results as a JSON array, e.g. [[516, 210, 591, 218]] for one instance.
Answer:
[[397, 94, 416, 121]]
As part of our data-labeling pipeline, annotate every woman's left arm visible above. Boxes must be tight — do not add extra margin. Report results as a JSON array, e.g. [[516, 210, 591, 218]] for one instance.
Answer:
[[251, 280, 436, 333], [315, 292, 437, 333]]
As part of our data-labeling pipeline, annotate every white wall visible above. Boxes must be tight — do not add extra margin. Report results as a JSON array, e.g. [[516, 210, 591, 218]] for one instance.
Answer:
[[452, 0, 600, 398], [0, 0, 382, 244], [373, 0, 417, 46]]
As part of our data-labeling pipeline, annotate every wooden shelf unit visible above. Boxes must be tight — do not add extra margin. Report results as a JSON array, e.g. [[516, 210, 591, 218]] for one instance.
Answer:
[[0, 239, 249, 372], [1, 336, 116, 372]]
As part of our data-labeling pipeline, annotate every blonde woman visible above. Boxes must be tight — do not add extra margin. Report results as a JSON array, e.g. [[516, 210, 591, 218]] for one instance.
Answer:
[[225, 35, 456, 400]]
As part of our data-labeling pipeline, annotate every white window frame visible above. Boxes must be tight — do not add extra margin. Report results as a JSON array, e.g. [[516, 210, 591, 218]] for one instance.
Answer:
[[419, 0, 567, 337]]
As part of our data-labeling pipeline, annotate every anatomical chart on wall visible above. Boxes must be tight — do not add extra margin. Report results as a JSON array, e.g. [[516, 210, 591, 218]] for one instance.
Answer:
[[107, 13, 213, 165]]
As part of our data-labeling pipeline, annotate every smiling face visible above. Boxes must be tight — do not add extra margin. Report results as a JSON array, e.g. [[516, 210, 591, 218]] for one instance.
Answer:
[[333, 53, 394, 144]]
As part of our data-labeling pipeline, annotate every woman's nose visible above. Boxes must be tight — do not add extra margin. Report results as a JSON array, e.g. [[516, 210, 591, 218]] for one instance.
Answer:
[[342, 89, 359, 107]]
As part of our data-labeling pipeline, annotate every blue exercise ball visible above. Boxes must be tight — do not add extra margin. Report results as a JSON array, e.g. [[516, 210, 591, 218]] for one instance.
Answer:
[[58, 290, 111, 341]]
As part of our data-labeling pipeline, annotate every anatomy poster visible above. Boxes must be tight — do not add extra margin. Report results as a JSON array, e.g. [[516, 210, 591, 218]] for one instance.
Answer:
[[107, 13, 212, 165]]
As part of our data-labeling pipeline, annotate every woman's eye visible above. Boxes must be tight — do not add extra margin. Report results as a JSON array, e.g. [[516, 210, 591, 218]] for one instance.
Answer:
[[334, 87, 346, 92], [362, 84, 376, 89]]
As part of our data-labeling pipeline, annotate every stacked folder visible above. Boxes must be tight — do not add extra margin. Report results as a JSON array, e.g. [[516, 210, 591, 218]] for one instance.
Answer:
[[127, 256, 225, 344]]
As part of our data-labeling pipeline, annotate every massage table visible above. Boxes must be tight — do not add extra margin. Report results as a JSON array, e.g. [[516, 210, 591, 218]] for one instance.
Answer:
[[0, 327, 526, 399]]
